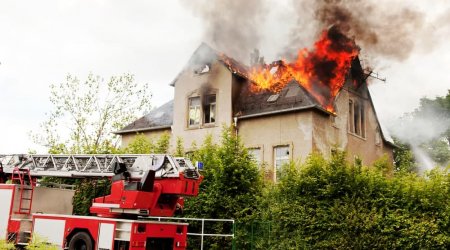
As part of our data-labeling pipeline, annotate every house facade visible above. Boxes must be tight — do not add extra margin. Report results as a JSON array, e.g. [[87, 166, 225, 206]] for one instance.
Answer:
[[116, 43, 395, 180]]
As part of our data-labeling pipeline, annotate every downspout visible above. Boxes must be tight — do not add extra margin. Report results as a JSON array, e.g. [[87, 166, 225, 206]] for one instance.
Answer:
[[233, 117, 238, 136]]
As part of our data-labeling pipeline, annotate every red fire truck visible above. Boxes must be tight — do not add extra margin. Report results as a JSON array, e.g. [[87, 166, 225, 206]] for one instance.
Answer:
[[0, 154, 203, 250]]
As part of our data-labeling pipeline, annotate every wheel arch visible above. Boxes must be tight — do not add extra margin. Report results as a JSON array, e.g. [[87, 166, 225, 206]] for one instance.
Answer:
[[65, 228, 95, 249]]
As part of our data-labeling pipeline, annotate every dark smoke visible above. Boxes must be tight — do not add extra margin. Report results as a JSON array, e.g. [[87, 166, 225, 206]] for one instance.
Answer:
[[181, 0, 268, 63], [183, 0, 446, 64], [287, 0, 425, 61]]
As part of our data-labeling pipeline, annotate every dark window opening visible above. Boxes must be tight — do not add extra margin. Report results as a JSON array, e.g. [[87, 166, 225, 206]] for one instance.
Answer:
[[203, 95, 216, 124]]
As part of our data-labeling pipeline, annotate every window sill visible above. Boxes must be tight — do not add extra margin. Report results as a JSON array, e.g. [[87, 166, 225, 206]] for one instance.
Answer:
[[348, 132, 366, 141], [185, 123, 217, 130]]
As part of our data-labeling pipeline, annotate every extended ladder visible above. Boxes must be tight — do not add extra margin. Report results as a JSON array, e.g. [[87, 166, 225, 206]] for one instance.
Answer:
[[0, 154, 198, 179]]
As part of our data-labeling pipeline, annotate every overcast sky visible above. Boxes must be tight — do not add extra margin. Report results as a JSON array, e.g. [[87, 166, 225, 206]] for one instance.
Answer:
[[0, 0, 449, 153]]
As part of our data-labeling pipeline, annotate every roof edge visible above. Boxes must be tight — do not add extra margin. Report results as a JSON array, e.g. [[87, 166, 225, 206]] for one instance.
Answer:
[[113, 125, 172, 135], [236, 105, 331, 120]]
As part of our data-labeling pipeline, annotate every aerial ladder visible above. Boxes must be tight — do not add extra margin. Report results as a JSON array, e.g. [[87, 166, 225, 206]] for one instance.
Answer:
[[0, 154, 203, 250]]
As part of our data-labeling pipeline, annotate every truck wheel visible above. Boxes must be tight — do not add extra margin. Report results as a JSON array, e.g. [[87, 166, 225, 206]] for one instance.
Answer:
[[68, 232, 93, 250]]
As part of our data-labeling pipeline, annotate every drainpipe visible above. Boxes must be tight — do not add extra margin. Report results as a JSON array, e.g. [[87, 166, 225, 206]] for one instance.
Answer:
[[233, 117, 238, 136]]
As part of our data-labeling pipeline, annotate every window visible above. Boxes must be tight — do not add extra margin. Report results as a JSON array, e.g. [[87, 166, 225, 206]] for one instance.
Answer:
[[348, 99, 365, 138], [348, 100, 354, 133], [248, 148, 262, 167], [375, 127, 381, 145], [274, 146, 289, 181], [203, 95, 216, 124], [188, 97, 201, 126]]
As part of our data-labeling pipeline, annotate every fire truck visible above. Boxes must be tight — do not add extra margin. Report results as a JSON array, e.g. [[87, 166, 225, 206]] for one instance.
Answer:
[[0, 154, 203, 250]]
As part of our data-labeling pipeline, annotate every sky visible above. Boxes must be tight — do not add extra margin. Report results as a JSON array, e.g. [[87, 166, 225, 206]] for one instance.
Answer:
[[0, 0, 449, 154]]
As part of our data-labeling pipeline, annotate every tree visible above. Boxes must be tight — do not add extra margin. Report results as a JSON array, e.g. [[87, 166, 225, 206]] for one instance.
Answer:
[[393, 137, 417, 173], [413, 90, 450, 166], [32, 73, 151, 154], [183, 127, 263, 249], [122, 132, 171, 154]]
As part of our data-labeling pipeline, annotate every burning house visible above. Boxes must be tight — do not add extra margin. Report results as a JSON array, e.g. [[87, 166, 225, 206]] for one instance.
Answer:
[[116, 29, 395, 181]]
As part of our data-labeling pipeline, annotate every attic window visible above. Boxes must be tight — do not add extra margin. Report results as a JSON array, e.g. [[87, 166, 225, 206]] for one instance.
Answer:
[[267, 94, 279, 103], [348, 99, 366, 138], [194, 64, 210, 75]]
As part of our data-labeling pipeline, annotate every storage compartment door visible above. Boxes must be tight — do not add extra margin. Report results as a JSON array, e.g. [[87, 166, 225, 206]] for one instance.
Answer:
[[98, 223, 115, 250], [0, 188, 13, 239]]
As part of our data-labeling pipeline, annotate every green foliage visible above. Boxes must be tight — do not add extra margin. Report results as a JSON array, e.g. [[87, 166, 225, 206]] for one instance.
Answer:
[[0, 239, 15, 249], [123, 133, 154, 153], [32, 72, 151, 154], [155, 132, 171, 154], [72, 178, 111, 215], [26, 235, 59, 250], [183, 126, 263, 249], [174, 136, 185, 157], [393, 137, 417, 173], [123, 132, 171, 154], [249, 151, 450, 249]]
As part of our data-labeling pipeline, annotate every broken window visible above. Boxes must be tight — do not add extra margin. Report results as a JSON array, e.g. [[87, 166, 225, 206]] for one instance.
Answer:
[[274, 145, 289, 181], [203, 95, 216, 124], [248, 147, 262, 167], [348, 99, 366, 138], [188, 97, 201, 126], [194, 64, 211, 74]]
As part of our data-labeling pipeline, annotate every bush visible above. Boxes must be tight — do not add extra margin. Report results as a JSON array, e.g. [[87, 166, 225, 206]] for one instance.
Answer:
[[183, 126, 263, 249], [0, 239, 15, 250], [253, 151, 450, 249]]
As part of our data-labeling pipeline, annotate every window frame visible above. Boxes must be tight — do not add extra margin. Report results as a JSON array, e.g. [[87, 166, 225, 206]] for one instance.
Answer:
[[188, 96, 201, 127], [273, 145, 290, 182], [248, 147, 262, 167], [203, 94, 216, 125], [348, 98, 366, 138]]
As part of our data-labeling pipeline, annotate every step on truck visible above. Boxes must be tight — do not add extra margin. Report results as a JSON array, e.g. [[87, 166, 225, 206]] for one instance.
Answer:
[[0, 154, 203, 250]]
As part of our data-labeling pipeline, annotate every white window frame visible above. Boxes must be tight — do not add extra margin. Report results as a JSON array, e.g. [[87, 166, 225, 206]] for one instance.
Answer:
[[188, 96, 201, 127], [274, 145, 290, 181], [248, 147, 262, 167]]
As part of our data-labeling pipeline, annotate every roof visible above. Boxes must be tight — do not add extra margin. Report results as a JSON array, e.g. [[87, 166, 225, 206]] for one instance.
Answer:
[[234, 81, 330, 118], [170, 43, 250, 87], [114, 100, 173, 134], [117, 43, 395, 148]]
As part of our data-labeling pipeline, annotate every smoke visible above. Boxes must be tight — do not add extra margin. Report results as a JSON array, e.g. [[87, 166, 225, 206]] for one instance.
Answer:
[[388, 107, 450, 171], [182, 0, 449, 65], [181, 0, 268, 63], [285, 0, 425, 61]]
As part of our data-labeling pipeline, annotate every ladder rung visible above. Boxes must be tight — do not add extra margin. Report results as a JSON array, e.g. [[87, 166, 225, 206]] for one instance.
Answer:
[[21, 198, 32, 200]]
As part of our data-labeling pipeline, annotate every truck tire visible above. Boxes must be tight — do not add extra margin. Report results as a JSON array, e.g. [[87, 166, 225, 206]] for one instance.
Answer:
[[68, 231, 93, 250]]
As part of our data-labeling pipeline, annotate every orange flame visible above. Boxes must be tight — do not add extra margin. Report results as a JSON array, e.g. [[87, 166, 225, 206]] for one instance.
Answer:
[[248, 28, 359, 111]]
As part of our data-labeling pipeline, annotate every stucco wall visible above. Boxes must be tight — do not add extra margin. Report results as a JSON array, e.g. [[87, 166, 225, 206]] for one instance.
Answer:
[[172, 61, 233, 151], [238, 112, 313, 179], [312, 87, 394, 166]]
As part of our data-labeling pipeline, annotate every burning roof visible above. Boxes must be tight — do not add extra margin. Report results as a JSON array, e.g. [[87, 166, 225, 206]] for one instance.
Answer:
[[223, 26, 360, 113]]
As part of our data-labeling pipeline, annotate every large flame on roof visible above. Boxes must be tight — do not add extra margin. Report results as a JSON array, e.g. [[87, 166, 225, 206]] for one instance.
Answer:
[[249, 27, 359, 112]]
